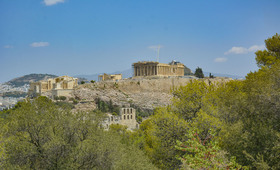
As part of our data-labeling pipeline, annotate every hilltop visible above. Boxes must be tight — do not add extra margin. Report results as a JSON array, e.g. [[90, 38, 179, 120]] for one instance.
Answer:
[[72, 77, 233, 112], [6, 73, 58, 87]]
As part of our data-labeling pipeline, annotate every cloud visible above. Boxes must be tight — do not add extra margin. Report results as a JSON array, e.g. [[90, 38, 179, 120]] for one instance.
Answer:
[[30, 42, 49, 47], [248, 45, 265, 52], [214, 57, 227, 63], [224, 45, 265, 55], [3, 45, 13, 49], [43, 0, 65, 6], [224, 47, 248, 55]]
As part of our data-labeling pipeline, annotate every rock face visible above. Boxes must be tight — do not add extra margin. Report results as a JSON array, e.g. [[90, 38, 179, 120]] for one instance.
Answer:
[[72, 77, 232, 111], [73, 82, 172, 111]]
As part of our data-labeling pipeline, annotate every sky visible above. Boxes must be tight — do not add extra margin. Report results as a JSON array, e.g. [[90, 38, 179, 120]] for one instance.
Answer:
[[1, 0, 280, 83]]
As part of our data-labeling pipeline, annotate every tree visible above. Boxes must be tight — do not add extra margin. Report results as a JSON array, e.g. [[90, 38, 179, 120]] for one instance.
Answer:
[[0, 97, 156, 169], [90, 80, 95, 83], [217, 34, 280, 169], [255, 33, 280, 67], [81, 81, 85, 84], [172, 80, 212, 120], [136, 107, 189, 169], [176, 128, 244, 169], [209, 73, 214, 78], [194, 67, 204, 78]]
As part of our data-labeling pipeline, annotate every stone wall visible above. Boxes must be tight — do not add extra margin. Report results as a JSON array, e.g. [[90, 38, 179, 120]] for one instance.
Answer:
[[102, 107, 138, 131], [98, 73, 122, 81]]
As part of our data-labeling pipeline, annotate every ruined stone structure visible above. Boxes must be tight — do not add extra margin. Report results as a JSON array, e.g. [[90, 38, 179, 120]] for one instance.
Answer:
[[132, 60, 184, 77], [29, 76, 78, 98], [102, 107, 139, 131], [98, 73, 122, 81]]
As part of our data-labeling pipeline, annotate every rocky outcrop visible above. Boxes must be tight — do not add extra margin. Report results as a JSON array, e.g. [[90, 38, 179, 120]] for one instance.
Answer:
[[72, 77, 233, 111]]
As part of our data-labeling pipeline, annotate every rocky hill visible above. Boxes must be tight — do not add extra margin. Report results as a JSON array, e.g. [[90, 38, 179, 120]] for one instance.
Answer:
[[72, 77, 233, 112], [6, 73, 58, 87]]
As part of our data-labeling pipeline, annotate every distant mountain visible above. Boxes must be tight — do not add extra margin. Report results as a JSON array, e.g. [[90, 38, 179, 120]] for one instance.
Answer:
[[6, 73, 58, 87], [202, 71, 244, 79]]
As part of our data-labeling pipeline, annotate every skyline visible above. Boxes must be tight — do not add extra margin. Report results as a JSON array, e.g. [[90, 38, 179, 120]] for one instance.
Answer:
[[1, 0, 280, 83]]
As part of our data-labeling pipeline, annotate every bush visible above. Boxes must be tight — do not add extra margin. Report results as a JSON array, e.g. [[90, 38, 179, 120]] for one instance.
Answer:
[[59, 96, 66, 101]]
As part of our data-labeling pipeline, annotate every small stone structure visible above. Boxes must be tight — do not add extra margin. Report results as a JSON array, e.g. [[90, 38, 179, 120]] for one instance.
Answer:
[[132, 60, 185, 77], [29, 76, 78, 98], [102, 107, 139, 131], [98, 73, 122, 81]]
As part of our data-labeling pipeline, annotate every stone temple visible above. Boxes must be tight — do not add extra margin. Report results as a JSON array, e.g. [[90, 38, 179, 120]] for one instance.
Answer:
[[29, 75, 78, 98], [132, 60, 185, 77]]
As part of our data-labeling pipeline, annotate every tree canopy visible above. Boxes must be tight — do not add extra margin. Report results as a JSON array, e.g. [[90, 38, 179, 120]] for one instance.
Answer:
[[255, 33, 280, 67], [194, 67, 204, 78]]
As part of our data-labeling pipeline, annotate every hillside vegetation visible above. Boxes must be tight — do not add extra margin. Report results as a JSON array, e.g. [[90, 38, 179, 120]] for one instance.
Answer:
[[6, 73, 57, 87]]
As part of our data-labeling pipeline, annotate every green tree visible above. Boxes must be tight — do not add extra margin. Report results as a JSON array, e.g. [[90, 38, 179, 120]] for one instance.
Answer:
[[176, 128, 245, 169], [0, 97, 156, 169], [194, 67, 204, 78], [136, 107, 189, 169], [255, 33, 280, 67], [172, 80, 213, 120], [217, 34, 280, 169]]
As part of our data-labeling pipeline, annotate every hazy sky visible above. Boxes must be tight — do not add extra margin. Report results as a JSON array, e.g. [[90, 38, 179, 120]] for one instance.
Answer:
[[1, 0, 280, 82]]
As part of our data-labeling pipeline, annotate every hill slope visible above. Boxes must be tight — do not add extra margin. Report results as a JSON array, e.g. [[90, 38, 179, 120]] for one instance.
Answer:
[[6, 74, 58, 87]]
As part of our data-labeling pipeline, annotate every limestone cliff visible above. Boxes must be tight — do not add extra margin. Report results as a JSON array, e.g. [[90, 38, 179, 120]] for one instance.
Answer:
[[72, 77, 232, 112]]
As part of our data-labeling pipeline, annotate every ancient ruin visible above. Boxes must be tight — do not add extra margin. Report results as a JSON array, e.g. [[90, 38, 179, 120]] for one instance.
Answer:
[[132, 60, 184, 77], [29, 76, 78, 98], [102, 107, 139, 131], [98, 73, 122, 81]]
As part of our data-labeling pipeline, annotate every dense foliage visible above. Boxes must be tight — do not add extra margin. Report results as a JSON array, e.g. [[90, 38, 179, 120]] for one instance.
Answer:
[[130, 33, 280, 169], [0, 97, 156, 169]]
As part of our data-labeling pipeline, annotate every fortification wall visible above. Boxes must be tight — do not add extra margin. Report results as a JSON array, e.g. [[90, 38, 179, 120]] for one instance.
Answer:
[[95, 77, 232, 94]]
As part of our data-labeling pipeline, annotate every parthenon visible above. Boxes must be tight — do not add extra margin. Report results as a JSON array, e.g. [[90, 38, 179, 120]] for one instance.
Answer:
[[132, 60, 185, 77]]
